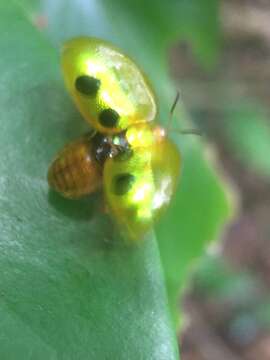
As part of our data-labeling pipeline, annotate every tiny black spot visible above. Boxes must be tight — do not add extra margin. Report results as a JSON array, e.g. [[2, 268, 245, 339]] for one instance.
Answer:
[[99, 108, 119, 128], [75, 75, 100, 96], [113, 173, 135, 196]]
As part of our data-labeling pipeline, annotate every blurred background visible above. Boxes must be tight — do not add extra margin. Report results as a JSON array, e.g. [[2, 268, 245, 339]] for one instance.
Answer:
[[7, 0, 270, 358], [175, 1, 270, 359]]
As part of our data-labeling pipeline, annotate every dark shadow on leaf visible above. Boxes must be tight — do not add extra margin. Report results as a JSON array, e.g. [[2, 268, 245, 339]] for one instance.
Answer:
[[48, 189, 123, 251], [48, 189, 100, 221]]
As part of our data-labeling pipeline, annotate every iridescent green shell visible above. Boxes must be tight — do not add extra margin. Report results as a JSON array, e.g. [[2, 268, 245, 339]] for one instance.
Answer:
[[48, 37, 181, 242], [103, 127, 181, 240], [61, 37, 157, 134]]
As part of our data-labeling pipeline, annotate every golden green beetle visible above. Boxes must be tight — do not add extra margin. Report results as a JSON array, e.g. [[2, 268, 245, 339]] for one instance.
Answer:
[[48, 36, 181, 241]]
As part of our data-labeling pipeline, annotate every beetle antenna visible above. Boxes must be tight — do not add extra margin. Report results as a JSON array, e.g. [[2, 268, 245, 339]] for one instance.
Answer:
[[171, 128, 202, 136], [167, 91, 180, 132], [167, 91, 202, 136]]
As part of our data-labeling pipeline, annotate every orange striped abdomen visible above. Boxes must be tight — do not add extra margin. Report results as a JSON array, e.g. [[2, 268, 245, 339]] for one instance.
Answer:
[[48, 135, 102, 199]]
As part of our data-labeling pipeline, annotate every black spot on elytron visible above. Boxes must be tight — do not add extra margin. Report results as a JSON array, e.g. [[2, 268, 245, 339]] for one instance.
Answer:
[[114, 147, 133, 162], [113, 173, 135, 196], [99, 108, 119, 128], [75, 75, 100, 96]]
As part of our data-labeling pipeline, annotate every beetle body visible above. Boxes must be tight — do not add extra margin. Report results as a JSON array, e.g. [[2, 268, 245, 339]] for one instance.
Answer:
[[48, 37, 181, 241], [48, 135, 103, 199]]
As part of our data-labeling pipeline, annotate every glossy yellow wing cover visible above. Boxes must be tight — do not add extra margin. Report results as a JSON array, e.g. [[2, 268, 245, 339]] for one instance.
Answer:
[[103, 127, 181, 240], [61, 37, 157, 134]]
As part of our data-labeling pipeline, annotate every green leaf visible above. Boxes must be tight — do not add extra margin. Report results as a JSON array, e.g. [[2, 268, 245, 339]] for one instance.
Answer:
[[0, 2, 179, 359], [157, 144, 231, 325]]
